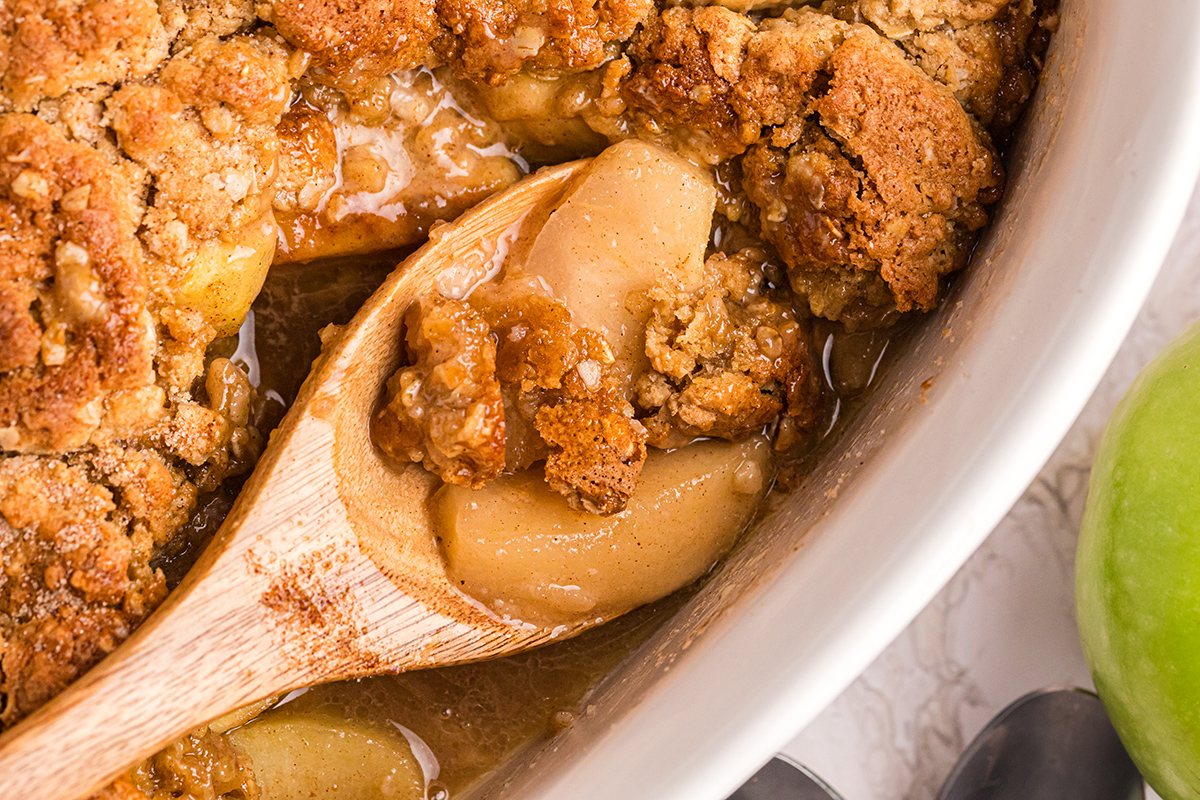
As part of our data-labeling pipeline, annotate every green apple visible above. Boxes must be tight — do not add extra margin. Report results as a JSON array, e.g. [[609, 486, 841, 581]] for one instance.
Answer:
[[1078, 321, 1200, 798]]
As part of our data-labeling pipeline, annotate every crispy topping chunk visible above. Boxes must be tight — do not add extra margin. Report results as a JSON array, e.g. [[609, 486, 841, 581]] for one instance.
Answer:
[[536, 396, 647, 516], [637, 250, 820, 446], [473, 280, 645, 513], [374, 296, 507, 488], [0, 452, 185, 725], [0, 0, 169, 113], [885, 0, 1058, 144], [0, 115, 154, 453], [821, 0, 1012, 37], [613, 7, 1003, 322], [742, 27, 1001, 321], [261, 0, 653, 91]]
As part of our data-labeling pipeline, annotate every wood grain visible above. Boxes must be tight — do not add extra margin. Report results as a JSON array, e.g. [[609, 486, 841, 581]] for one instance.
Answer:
[[0, 160, 588, 800]]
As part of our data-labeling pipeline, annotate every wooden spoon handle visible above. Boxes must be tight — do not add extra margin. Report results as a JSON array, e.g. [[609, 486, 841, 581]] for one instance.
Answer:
[[0, 549, 292, 800], [0, 412, 356, 800]]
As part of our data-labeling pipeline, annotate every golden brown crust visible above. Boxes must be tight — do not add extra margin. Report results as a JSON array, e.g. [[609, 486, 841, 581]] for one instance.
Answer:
[[536, 396, 647, 515], [620, 7, 852, 164], [825, 0, 1057, 143], [471, 278, 650, 513], [618, 7, 1002, 318], [0, 0, 169, 113], [159, 0, 260, 44], [821, 0, 1011, 34], [262, 0, 440, 91], [0, 360, 265, 727], [111, 33, 292, 259], [476, 283, 590, 393], [0, 452, 184, 725], [160, 34, 293, 127], [740, 25, 1002, 319], [378, 281, 652, 512], [273, 103, 339, 218], [0, 19, 289, 731], [0, 115, 155, 453], [433, 0, 652, 83], [620, 7, 756, 162], [374, 296, 508, 488], [261, 0, 653, 91], [815, 31, 996, 219], [637, 250, 819, 445]]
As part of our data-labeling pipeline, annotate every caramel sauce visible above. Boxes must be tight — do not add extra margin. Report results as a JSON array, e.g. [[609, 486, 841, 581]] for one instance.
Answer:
[[274, 70, 525, 263], [161, 250, 902, 798]]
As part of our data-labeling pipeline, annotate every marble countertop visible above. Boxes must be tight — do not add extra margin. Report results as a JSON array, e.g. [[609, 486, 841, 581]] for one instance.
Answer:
[[780, 180, 1200, 800]]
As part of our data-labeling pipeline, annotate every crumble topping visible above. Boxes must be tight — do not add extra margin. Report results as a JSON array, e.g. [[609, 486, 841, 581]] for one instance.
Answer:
[[475, 280, 647, 514], [0, 114, 156, 454], [0, 14, 290, 730], [826, 0, 1058, 143], [535, 395, 647, 516], [738, 17, 1001, 321], [637, 249, 820, 447], [0, 452, 180, 725], [374, 295, 507, 489], [821, 0, 1012, 36], [260, 0, 655, 91], [0, 0, 170, 114], [0, 0, 1055, 787], [375, 281, 652, 514]]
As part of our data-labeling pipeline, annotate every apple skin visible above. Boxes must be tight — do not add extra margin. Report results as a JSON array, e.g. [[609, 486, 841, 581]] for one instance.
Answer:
[[1078, 321, 1200, 799]]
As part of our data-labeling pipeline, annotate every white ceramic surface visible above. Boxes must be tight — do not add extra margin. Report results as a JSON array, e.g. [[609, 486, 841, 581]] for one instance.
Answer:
[[469, 2, 1200, 799], [784, 168, 1200, 800]]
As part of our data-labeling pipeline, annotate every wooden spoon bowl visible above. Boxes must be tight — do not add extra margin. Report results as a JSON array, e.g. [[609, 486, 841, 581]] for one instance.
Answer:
[[0, 160, 588, 800]]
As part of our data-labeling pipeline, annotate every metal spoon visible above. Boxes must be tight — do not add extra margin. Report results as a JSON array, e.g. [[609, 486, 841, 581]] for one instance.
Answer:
[[732, 687, 1141, 800], [939, 687, 1142, 800], [728, 756, 843, 800]]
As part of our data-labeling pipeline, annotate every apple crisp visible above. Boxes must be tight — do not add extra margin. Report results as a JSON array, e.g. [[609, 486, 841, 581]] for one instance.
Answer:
[[0, 0, 1057, 794]]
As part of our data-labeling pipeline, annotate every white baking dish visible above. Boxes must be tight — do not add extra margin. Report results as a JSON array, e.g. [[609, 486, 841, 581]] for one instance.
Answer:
[[462, 1, 1200, 797]]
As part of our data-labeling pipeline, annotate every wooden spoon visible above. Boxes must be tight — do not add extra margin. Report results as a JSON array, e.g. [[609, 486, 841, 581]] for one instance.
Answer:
[[0, 160, 588, 800]]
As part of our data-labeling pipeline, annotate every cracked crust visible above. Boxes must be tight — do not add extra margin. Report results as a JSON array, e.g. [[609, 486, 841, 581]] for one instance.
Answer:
[[110, 33, 292, 258], [826, 0, 1058, 143], [261, 0, 654, 92], [637, 249, 820, 446], [0, 0, 169, 113], [739, 21, 1002, 321], [0, 358, 266, 726], [0, 0, 270, 114], [374, 296, 507, 488], [620, 7, 1002, 321], [536, 396, 647, 516]]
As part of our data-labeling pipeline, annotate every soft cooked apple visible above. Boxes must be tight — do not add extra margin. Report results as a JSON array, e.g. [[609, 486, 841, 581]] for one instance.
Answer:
[[433, 436, 771, 625], [174, 211, 278, 337], [514, 139, 717, 385], [226, 714, 424, 800]]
